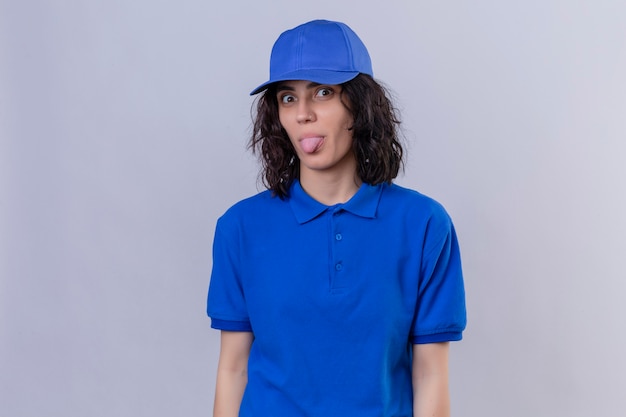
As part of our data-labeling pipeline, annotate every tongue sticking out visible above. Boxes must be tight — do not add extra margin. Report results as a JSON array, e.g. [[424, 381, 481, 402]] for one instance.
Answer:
[[300, 137, 324, 154]]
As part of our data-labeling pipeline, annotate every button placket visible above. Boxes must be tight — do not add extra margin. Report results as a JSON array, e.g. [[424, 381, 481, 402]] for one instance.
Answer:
[[330, 208, 347, 291]]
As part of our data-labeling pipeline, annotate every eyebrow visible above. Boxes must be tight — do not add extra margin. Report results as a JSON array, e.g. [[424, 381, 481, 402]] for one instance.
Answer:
[[275, 82, 321, 92]]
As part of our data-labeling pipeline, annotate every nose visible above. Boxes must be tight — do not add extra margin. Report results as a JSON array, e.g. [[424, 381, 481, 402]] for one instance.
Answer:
[[296, 99, 315, 123]]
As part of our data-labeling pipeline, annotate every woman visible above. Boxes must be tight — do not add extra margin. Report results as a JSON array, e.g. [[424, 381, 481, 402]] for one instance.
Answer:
[[207, 19, 466, 417]]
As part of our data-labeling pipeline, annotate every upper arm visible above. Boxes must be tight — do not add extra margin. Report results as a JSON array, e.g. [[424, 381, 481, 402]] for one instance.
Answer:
[[411, 210, 466, 344]]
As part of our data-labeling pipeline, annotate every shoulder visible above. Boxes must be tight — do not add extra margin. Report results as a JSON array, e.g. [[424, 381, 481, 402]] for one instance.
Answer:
[[377, 183, 456, 250], [222, 189, 276, 215], [216, 189, 289, 230], [380, 183, 451, 223]]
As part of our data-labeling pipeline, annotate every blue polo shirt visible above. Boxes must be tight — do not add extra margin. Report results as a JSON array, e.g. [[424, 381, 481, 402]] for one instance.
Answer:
[[207, 180, 466, 416]]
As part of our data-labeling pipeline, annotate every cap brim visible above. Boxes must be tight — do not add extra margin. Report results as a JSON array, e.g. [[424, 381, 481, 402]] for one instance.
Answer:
[[250, 70, 360, 95]]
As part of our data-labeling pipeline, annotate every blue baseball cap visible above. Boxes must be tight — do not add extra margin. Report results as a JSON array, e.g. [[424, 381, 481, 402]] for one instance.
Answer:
[[250, 20, 373, 95]]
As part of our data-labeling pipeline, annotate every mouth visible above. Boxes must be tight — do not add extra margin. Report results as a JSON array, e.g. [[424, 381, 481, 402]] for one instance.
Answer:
[[299, 136, 325, 154]]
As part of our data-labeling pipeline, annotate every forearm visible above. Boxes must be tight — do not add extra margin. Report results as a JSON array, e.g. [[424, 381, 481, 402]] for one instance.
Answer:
[[213, 366, 247, 417], [413, 371, 450, 417], [213, 331, 253, 417], [412, 342, 451, 417]]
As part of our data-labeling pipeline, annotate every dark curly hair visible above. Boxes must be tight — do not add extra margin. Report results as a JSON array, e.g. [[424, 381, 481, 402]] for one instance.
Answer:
[[249, 74, 404, 198]]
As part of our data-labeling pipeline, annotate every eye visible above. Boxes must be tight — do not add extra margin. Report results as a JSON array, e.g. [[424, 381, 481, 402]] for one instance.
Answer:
[[279, 93, 296, 104], [315, 87, 334, 98]]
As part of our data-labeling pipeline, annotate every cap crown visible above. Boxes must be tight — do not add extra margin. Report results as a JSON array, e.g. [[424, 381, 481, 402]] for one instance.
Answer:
[[251, 20, 373, 95]]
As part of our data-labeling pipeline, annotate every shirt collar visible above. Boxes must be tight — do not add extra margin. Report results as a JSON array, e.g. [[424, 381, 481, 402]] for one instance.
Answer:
[[288, 180, 384, 224]]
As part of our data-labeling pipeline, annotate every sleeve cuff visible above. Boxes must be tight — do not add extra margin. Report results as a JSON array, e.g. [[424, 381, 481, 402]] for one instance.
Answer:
[[412, 331, 463, 344], [210, 318, 253, 332]]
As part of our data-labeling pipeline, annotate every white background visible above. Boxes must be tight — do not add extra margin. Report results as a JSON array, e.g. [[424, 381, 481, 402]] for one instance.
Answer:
[[1, 1, 625, 416]]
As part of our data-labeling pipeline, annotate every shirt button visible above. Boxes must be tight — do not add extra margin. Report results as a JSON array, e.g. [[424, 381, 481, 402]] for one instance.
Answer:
[[335, 263, 343, 271], [335, 233, 343, 241]]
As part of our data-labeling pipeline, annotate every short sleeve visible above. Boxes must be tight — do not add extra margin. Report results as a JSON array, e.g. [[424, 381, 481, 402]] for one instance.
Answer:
[[206, 216, 252, 332], [411, 213, 467, 344]]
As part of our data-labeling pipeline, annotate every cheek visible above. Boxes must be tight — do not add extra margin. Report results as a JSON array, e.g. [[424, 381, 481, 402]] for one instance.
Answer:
[[277, 109, 287, 129], [277, 113, 293, 138], [340, 115, 354, 134], [337, 107, 353, 130]]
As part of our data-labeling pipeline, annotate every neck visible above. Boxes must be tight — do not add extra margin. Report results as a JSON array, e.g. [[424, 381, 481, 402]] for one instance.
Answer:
[[299, 168, 362, 206]]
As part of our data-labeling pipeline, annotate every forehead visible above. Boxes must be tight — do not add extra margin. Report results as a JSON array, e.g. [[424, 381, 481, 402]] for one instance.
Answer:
[[275, 80, 321, 91]]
